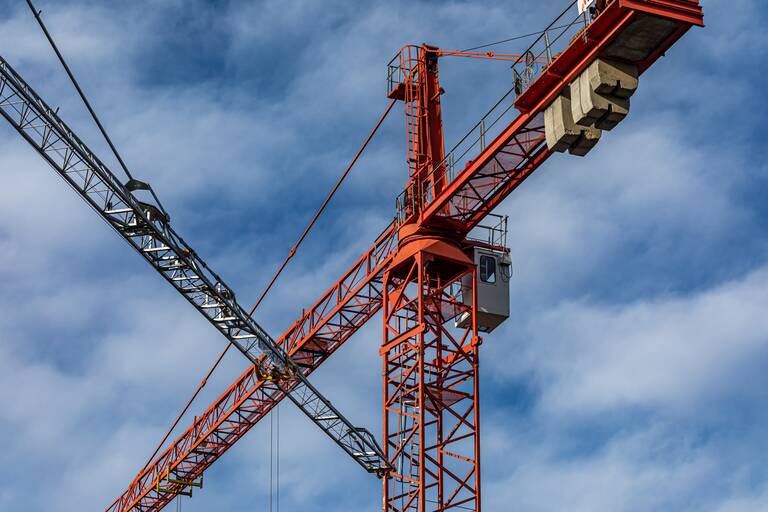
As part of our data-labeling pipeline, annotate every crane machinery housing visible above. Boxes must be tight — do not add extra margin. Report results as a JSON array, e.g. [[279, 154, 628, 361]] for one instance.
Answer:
[[0, 0, 704, 510]]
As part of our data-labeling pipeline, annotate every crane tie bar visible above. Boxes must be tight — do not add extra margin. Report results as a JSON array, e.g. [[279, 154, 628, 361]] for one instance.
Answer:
[[137, 97, 396, 479]]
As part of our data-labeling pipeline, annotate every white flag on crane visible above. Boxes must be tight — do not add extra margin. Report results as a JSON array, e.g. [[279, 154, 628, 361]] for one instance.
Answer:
[[578, 0, 595, 14]]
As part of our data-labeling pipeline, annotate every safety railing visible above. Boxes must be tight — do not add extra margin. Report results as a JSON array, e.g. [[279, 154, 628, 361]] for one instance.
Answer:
[[395, 81, 520, 225], [395, 0, 598, 226], [467, 214, 508, 250], [386, 53, 404, 98], [511, 0, 597, 94], [386, 46, 420, 98], [447, 215, 508, 316]]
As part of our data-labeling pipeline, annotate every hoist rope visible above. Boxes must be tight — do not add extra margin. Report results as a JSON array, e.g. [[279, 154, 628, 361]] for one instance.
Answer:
[[269, 409, 274, 512], [276, 404, 280, 512], [269, 404, 281, 512], [135, 98, 396, 479]]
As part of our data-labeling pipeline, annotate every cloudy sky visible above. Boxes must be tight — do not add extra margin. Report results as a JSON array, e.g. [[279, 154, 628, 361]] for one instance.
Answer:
[[0, 0, 766, 511]]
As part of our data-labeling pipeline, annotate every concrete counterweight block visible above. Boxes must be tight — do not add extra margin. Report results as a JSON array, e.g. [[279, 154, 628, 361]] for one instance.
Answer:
[[588, 58, 638, 99], [572, 71, 630, 130], [544, 89, 602, 157], [545, 94, 580, 153], [569, 125, 601, 157]]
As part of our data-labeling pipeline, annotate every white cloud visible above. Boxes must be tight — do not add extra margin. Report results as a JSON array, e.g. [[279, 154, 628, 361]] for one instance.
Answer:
[[0, 0, 766, 511], [715, 490, 768, 512], [0, 3, 138, 65], [499, 263, 768, 414], [482, 420, 735, 512]]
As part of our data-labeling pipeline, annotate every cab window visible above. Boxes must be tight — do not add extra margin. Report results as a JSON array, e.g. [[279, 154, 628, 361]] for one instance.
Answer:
[[479, 255, 496, 284]]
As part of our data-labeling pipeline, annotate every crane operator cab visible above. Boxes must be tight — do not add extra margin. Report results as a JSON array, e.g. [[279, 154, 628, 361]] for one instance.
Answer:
[[456, 247, 512, 333]]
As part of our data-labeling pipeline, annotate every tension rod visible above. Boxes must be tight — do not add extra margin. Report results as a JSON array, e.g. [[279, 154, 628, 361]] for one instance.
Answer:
[[437, 50, 550, 64], [247, 97, 397, 318], [135, 97, 396, 481], [25, 0, 133, 181], [25, 0, 169, 217]]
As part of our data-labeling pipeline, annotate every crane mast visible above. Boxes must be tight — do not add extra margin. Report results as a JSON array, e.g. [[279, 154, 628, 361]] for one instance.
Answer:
[[383, 43, 485, 511], [105, 1, 703, 510], [0, 0, 704, 511]]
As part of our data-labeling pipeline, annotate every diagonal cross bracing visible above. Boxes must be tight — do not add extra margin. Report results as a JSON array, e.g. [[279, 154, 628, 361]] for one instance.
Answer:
[[0, 54, 392, 508], [109, 224, 397, 511]]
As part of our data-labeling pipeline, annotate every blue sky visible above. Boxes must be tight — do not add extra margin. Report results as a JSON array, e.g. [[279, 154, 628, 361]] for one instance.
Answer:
[[0, 0, 766, 510]]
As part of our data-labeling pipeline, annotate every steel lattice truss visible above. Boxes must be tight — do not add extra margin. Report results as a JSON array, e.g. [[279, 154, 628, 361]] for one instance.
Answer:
[[0, 54, 391, 510], [108, 224, 398, 510], [0, 1, 704, 511], [382, 258, 481, 511]]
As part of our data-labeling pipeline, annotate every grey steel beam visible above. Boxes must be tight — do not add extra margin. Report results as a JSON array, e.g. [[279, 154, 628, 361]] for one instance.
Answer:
[[0, 55, 390, 476]]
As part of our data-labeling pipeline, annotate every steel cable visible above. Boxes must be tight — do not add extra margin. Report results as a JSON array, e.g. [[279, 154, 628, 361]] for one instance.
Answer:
[[460, 23, 573, 52], [245, 98, 397, 319], [25, 0, 170, 218], [134, 97, 396, 481]]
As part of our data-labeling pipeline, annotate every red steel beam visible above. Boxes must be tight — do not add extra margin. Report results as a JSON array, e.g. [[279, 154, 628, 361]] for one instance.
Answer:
[[109, 2, 704, 510], [107, 224, 397, 512], [620, 0, 705, 27], [420, 0, 703, 232], [382, 255, 481, 511]]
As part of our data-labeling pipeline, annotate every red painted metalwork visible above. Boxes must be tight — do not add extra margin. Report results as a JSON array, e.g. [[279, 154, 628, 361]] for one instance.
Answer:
[[381, 240, 481, 512], [107, 225, 397, 512], [383, 44, 485, 511], [108, 1, 704, 510], [619, 0, 705, 27], [389, 44, 446, 221], [420, 0, 704, 233]]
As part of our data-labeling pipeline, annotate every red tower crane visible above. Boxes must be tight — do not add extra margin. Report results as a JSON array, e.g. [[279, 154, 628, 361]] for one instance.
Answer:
[[0, 1, 704, 511]]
